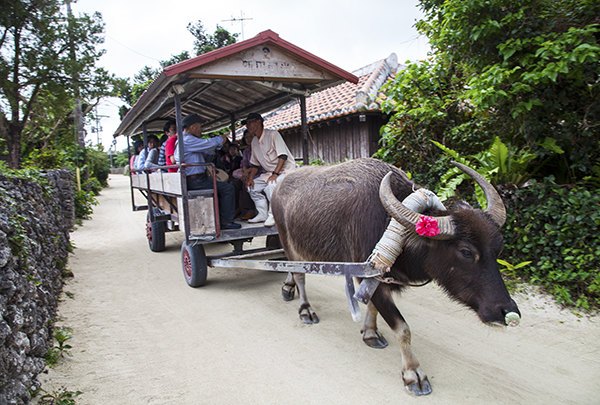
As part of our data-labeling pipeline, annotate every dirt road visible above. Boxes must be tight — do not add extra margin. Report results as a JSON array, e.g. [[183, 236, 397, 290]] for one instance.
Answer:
[[39, 174, 599, 404]]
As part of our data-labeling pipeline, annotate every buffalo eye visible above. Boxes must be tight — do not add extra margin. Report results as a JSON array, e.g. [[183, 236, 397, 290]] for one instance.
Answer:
[[459, 248, 474, 260]]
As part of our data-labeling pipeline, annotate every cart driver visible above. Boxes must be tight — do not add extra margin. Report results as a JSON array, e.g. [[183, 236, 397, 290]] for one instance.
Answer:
[[174, 113, 241, 230]]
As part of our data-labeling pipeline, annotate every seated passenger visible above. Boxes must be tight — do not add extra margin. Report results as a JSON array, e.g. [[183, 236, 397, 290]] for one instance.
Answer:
[[174, 113, 241, 230], [236, 130, 263, 180], [216, 143, 242, 176], [163, 120, 178, 173], [135, 140, 149, 172], [157, 133, 169, 172], [243, 112, 296, 227], [233, 130, 260, 220], [130, 140, 144, 173], [143, 135, 161, 171]]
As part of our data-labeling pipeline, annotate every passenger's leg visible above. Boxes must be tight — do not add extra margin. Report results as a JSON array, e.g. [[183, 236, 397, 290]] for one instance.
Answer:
[[216, 181, 237, 225], [229, 178, 242, 215], [263, 174, 286, 226], [186, 175, 210, 190], [248, 177, 268, 223], [239, 186, 256, 219]]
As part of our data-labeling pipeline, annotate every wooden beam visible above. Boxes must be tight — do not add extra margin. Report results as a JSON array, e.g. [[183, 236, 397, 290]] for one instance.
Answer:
[[300, 95, 308, 165]]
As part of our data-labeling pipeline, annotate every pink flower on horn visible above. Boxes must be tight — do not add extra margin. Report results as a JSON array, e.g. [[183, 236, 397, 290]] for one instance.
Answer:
[[415, 215, 440, 237]]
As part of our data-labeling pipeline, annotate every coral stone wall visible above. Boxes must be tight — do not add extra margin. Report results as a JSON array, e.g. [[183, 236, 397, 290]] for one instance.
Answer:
[[0, 170, 74, 404]]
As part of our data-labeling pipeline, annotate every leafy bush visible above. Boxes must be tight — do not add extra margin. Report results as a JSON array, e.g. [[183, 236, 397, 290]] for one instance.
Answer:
[[74, 190, 97, 222], [374, 59, 486, 186], [37, 387, 82, 405], [82, 177, 102, 195], [21, 144, 108, 220], [113, 149, 130, 168], [431, 136, 538, 205], [23, 144, 109, 187], [44, 326, 73, 367], [84, 146, 110, 186], [22, 148, 70, 169], [377, 0, 599, 185], [503, 177, 600, 311]]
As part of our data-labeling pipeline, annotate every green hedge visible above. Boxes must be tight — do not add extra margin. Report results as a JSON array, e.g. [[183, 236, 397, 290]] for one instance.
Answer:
[[503, 177, 600, 311]]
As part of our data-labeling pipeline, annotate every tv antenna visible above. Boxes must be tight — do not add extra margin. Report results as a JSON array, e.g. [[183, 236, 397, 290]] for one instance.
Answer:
[[222, 11, 252, 40]]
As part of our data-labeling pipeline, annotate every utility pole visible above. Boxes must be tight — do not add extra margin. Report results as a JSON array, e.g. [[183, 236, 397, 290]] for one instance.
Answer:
[[66, 0, 85, 147], [222, 11, 252, 40], [91, 107, 109, 146]]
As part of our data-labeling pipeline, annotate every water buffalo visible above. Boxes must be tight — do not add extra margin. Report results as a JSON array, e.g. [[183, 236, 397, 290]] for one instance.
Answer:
[[270, 157, 520, 396]]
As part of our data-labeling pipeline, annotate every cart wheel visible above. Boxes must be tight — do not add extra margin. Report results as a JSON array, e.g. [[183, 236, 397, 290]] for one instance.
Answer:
[[266, 234, 282, 249], [181, 241, 208, 287], [146, 213, 166, 252]]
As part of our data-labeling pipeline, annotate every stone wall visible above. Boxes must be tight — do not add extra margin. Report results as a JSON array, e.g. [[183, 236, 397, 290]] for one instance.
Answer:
[[0, 170, 74, 404]]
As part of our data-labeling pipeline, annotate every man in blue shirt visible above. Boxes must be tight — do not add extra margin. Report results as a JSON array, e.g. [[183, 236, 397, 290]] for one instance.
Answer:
[[175, 114, 241, 230]]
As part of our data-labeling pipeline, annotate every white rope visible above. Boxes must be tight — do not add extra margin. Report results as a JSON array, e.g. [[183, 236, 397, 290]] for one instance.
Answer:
[[368, 218, 410, 273], [368, 188, 445, 273]]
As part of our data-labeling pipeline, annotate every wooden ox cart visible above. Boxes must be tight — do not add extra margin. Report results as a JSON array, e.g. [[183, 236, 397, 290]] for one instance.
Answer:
[[114, 30, 383, 320]]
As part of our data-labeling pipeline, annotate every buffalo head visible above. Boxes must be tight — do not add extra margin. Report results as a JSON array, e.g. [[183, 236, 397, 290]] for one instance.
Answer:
[[379, 162, 521, 327]]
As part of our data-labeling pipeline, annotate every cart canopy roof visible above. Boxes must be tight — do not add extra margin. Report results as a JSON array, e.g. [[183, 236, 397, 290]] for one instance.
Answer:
[[114, 29, 359, 137]]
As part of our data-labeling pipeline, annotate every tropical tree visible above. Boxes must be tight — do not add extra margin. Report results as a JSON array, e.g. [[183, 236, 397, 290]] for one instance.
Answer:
[[0, 0, 117, 168], [188, 21, 238, 55]]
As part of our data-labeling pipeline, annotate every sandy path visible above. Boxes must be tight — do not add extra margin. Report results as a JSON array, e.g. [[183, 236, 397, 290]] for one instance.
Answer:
[[39, 174, 599, 404]]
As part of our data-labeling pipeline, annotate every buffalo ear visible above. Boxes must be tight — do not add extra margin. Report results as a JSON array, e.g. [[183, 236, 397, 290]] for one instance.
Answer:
[[453, 201, 472, 210]]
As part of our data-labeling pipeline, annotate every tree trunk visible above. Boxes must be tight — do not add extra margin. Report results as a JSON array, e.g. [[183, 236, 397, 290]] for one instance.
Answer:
[[7, 121, 23, 169], [0, 112, 7, 156]]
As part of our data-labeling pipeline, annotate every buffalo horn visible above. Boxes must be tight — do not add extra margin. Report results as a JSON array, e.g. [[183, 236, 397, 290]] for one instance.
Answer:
[[450, 161, 506, 227], [379, 172, 455, 238]]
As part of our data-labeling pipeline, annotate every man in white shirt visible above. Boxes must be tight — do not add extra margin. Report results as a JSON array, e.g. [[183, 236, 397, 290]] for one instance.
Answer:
[[243, 113, 296, 227]]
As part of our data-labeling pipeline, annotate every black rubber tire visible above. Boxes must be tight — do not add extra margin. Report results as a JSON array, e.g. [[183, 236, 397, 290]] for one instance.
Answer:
[[146, 214, 166, 252], [181, 241, 208, 287]]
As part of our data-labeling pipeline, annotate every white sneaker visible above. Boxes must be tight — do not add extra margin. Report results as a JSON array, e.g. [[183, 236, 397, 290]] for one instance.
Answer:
[[248, 213, 268, 223], [264, 214, 275, 227]]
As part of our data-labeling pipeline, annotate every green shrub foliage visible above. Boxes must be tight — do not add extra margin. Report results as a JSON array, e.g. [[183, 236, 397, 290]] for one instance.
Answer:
[[503, 178, 600, 310], [74, 190, 97, 221], [113, 149, 130, 168], [377, 0, 599, 184], [22, 144, 108, 220], [84, 147, 110, 187]]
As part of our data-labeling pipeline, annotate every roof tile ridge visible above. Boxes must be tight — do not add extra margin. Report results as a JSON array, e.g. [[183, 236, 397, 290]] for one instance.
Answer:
[[355, 53, 398, 109]]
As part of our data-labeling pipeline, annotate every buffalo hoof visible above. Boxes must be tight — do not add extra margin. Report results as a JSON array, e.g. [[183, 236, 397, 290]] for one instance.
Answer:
[[299, 304, 319, 324], [281, 283, 296, 301], [403, 369, 432, 396], [362, 330, 388, 349]]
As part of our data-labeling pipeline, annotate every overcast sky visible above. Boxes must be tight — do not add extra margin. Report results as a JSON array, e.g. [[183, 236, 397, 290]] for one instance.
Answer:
[[75, 0, 429, 150]]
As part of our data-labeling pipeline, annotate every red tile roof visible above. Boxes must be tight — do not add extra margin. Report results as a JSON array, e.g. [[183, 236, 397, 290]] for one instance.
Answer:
[[264, 54, 399, 130]]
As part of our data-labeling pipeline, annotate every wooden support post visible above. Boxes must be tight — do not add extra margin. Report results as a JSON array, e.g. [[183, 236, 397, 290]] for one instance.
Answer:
[[127, 135, 136, 211], [142, 123, 148, 146], [230, 114, 236, 142], [300, 95, 308, 165], [174, 93, 191, 244]]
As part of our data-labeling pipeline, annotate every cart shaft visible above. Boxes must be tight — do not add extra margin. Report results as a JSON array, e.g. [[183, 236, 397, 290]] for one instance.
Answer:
[[209, 258, 380, 278]]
